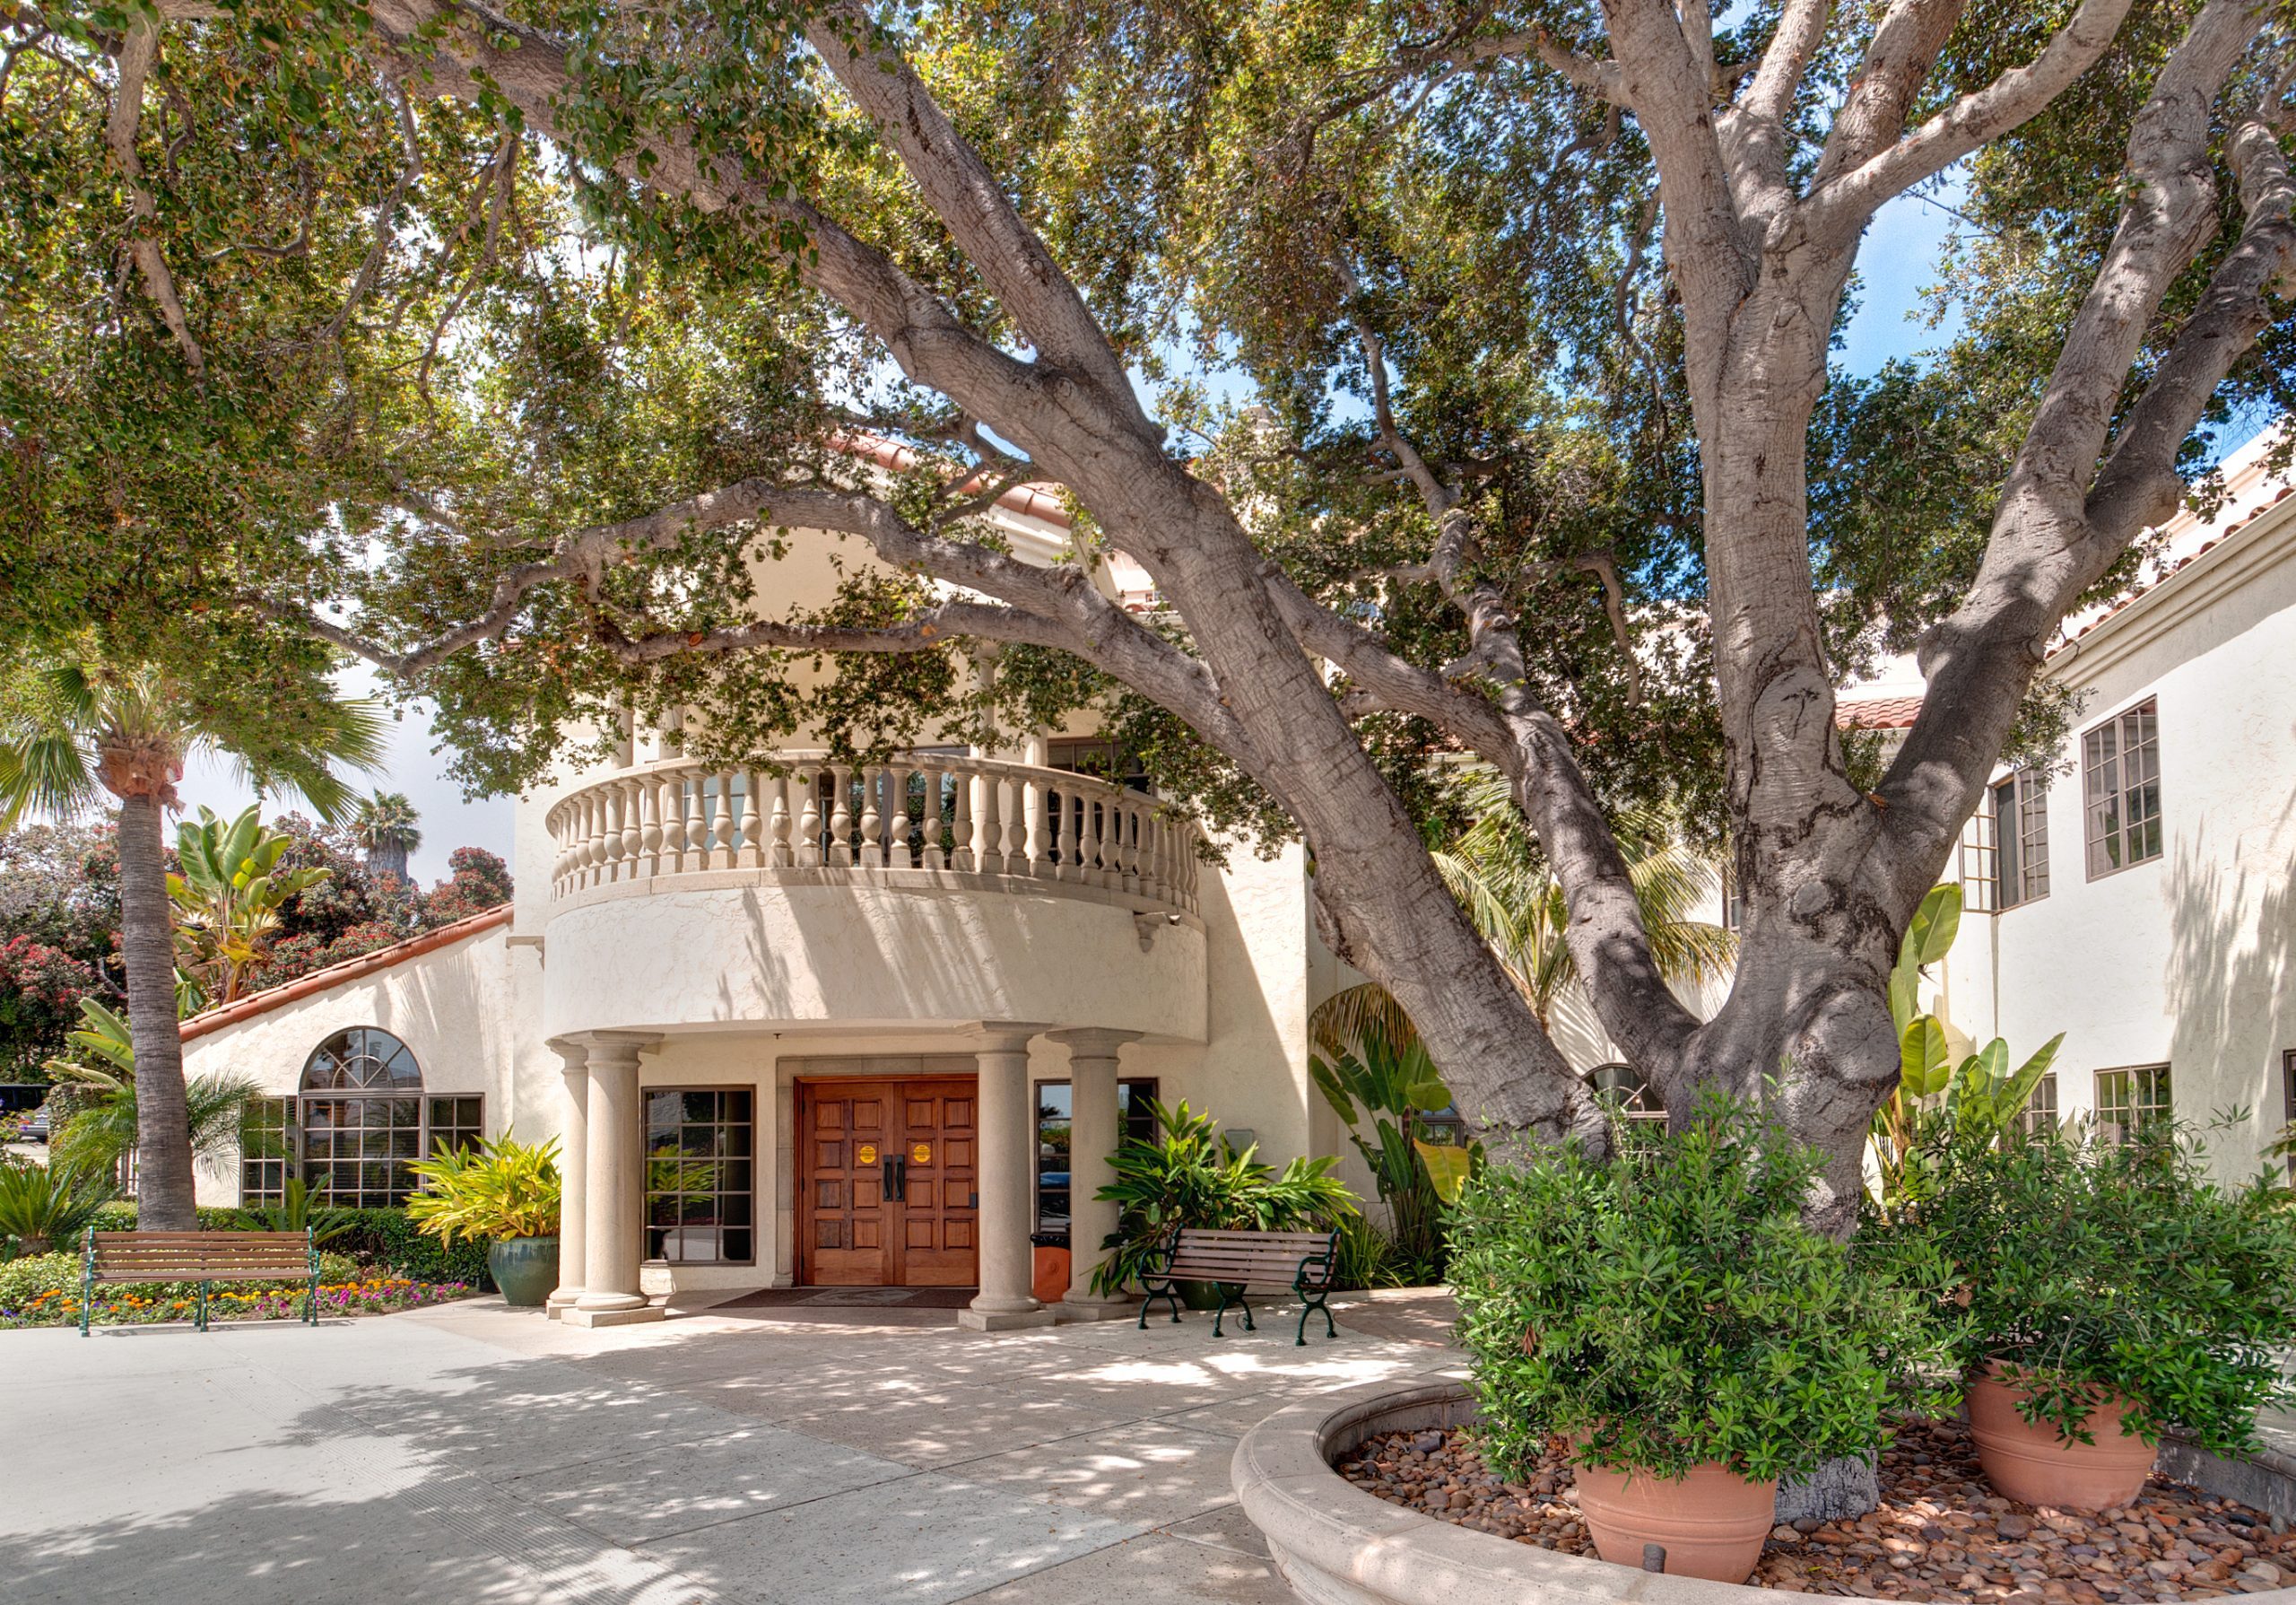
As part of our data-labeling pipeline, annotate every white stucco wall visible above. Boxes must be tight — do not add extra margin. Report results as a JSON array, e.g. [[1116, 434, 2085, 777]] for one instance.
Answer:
[[1938, 494, 2296, 1178], [179, 921, 536, 1205]]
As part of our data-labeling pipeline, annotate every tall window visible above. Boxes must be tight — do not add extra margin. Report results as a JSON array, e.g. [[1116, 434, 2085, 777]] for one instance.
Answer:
[[238, 1029, 483, 1208], [2083, 699, 2162, 877], [1993, 769, 2051, 908], [645, 1088, 754, 1264], [1035, 1078, 1159, 1233], [240, 1097, 293, 1204], [2022, 1073, 2058, 1138], [2095, 1064, 2171, 1146]]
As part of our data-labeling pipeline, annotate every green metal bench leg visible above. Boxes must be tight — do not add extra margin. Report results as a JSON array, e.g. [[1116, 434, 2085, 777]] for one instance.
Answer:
[[1293, 1287, 1335, 1346], [196, 1280, 210, 1333], [1211, 1282, 1231, 1337], [1136, 1282, 1182, 1329], [81, 1226, 93, 1337]]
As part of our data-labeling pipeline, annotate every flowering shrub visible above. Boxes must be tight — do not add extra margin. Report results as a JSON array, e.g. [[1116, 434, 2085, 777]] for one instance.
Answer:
[[1, 1272, 472, 1328]]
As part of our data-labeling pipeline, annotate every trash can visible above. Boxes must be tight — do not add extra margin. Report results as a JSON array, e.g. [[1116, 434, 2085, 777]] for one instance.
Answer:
[[1029, 1231, 1071, 1305]]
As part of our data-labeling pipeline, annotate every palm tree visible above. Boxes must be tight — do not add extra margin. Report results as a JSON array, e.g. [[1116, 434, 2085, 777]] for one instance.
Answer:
[[0, 653, 385, 1229], [1313, 770, 1735, 1099], [350, 791, 421, 882]]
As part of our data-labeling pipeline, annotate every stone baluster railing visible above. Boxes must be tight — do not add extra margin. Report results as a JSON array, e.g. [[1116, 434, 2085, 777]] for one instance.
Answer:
[[547, 753, 1200, 914]]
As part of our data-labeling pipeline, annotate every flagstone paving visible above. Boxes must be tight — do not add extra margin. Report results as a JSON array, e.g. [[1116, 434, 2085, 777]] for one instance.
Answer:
[[0, 1291, 1463, 1605]]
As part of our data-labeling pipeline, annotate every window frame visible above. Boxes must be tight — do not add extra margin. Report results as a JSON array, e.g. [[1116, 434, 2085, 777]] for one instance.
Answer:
[[2021, 1072, 2058, 1139], [237, 1028, 485, 1208], [1993, 766, 2051, 910], [643, 1086, 756, 1266], [1034, 1077, 1160, 1235], [2093, 1064, 2171, 1146], [2081, 698, 2164, 880]]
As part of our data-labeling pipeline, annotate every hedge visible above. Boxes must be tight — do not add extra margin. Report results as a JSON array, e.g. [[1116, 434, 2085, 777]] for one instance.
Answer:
[[86, 1203, 495, 1291]]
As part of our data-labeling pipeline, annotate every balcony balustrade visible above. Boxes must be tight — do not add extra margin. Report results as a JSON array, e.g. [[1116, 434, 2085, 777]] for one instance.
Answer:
[[544, 752, 1200, 916]]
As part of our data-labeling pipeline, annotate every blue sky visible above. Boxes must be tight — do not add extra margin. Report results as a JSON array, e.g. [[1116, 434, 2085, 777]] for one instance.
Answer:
[[171, 188, 1983, 877]]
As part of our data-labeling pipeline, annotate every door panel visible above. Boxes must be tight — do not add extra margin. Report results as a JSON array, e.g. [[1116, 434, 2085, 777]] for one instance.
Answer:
[[796, 1071, 978, 1287]]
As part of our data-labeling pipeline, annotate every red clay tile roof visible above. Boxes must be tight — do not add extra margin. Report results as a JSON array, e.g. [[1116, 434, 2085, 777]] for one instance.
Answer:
[[1836, 693, 1925, 731], [834, 433, 1073, 530], [178, 904, 512, 1042]]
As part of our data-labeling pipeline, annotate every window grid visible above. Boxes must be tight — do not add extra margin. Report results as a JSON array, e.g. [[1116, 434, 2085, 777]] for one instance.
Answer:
[[1995, 768, 2051, 908], [2083, 700, 2163, 878], [2022, 1073, 2058, 1139], [239, 1096, 293, 1206], [2095, 1064, 2171, 1146], [427, 1096, 484, 1158], [1036, 1077, 1159, 1234], [1960, 805, 1998, 913], [645, 1088, 755, 1265]]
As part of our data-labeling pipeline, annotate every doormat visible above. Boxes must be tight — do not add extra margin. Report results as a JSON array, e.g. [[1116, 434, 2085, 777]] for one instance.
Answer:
[[711, 1287, 978, 1311]]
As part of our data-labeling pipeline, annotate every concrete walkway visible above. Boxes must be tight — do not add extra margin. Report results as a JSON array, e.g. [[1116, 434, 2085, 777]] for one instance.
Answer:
[[0, 1291, 1463, 1605]]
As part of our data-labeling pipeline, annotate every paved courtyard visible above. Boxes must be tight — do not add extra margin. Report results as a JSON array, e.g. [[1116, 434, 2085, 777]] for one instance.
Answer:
[[0, 1290, 1463, 1605]]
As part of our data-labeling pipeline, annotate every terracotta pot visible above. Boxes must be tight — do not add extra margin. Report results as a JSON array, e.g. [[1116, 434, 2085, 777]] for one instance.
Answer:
[[1967, 1366, 2155, 1511], [1572, 1459, 1780, 1583]]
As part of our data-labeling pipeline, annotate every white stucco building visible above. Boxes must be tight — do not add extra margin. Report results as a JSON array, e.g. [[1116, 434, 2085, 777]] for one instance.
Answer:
[[177, 433, 2296, 1324]]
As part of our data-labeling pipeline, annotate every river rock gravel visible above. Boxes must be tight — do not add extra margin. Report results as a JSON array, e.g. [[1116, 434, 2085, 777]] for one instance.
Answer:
[[1334, 1417, 2293, 1601]]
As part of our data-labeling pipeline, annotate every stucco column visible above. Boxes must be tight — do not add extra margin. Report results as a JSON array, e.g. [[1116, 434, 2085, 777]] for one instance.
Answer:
[[961, 1025, 1056, 1331], [1050, 1028, 1143, 1321], [544, 1039, 589, 1319], [568, 1032, 664, 1329]]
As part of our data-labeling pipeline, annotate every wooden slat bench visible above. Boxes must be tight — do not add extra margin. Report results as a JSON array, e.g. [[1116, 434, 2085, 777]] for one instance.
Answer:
[[1136, 1226, 1341, 1346], [80, 1228, 317, 1335]]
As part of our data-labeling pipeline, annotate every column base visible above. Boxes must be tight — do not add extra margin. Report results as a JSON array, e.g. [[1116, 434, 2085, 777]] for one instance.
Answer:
[[544, 1288, 584, 1322], [957, 1306, 1057, 1331], [1052, 1297, 1139, 1322], [561, 1303, 666, 1330]]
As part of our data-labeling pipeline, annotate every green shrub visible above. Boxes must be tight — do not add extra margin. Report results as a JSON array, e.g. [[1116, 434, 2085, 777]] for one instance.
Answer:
[[1088, 1099, 1356, 1297], [89, 1202, 251, 1234], [1873, 1123, 2296, 1452], [1449, 1097, 1954, 1485]]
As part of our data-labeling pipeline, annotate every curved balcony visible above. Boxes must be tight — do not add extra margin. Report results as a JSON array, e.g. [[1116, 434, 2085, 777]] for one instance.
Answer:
[[536, 753, 1208, 1043], [545, 752, 1199, 916]]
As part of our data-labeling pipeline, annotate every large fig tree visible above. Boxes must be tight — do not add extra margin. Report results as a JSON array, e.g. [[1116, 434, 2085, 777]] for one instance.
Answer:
[[7, 0, 2294, 1230]]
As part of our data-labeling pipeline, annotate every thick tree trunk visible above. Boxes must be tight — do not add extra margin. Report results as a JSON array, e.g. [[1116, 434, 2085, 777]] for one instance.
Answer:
[[115, 790, 196, 1229]]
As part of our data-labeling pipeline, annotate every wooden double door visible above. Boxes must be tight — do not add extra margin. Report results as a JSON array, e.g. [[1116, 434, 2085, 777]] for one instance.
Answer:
[[796, 1067, 978, 1287]]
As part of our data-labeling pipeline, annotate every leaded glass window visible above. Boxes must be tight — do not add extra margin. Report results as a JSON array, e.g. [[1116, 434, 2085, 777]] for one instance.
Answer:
[[645, 1088, 754, 1264]]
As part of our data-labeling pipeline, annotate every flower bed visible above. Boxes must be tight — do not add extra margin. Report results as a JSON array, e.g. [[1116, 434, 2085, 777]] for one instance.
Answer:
[[1337, 1414, 2295, 1601], [1, 1275, 473, 1328]]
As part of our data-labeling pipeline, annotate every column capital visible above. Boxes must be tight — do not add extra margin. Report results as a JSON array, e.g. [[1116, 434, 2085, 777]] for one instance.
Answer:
[[962, 1021, 1051, 1054], [561, 1030, 662, 1065], [1046, 1027, 1142, 1058]]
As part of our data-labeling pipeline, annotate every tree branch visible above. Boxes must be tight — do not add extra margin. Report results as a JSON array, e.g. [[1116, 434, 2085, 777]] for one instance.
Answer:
[[1806, 0, 2135, 243], [105, 19, 203, 375]]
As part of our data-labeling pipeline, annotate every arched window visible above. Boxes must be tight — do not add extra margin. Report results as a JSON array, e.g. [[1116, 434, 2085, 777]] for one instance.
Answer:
[[239, 1028, 484, 1209]]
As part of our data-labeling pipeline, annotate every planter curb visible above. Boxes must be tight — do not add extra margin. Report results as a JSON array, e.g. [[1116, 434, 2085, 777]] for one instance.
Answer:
[[1231, 1375, 2296, 1605]]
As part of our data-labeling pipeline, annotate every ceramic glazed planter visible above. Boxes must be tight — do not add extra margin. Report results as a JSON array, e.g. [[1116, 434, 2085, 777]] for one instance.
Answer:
[[1968, 1365, 2156, 1511], [487, 1235, 561, 1309], [1571, 1459, 1781, 1583]]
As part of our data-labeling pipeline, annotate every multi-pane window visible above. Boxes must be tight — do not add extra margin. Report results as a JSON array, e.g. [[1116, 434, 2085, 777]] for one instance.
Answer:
[[237, 1028, 485, 1208], [1036, 1077, 1159, 1233], [2022, 1073, 2058, 1139], [239, 1097, 294, 1206], [1960, 804, 1998, 913], [2095, 1065, 2171, 1146], [1993, 768, 2051, 908], [645, 1088, 754, 1264], [1719, 863, 1746, 931], [2083, 699, 2163, 877], [2281, 1050, 2295, 1181], [427, 1096, 484, 1158], [1588, 1063, 1666, 1122]]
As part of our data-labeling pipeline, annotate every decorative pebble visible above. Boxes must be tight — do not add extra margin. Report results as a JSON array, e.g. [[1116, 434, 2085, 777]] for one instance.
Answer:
[[1332, 1416, 2291, 1600]]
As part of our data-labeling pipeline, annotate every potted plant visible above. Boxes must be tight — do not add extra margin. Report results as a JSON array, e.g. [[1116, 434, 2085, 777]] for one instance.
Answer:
[[1883, 1121, 2296, 1511], [1449, 1097, 1950, 1583], [406, 1135, 562, 1308], [1089, 1099, 1355, 1303]]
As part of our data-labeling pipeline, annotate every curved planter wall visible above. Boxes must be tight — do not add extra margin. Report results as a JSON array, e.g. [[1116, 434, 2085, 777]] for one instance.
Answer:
[[1231, 1377, 2296, 1605]]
